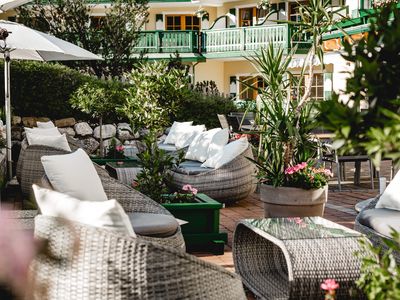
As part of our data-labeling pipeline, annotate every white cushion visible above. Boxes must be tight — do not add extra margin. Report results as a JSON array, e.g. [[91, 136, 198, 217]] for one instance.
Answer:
[[41, 149, 108, 202], [37, 121, 55, 128], [32, 185, 135, 237], [201, 137, 249, 169], [164, 121, 193, 145], [185, 128, 221, 162], [26, 133, 71, 152], [175, 125, 206, 149], [207, 128, 229, 159], [376, 171, 400, 210], [25, 127, 61, 136]]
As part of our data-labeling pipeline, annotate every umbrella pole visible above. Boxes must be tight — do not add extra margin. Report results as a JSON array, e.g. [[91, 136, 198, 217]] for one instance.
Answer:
[[4, 50, 11, 180]]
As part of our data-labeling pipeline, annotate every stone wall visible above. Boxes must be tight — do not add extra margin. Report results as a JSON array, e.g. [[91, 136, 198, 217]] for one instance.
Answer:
[[11, 116, 141, 155]]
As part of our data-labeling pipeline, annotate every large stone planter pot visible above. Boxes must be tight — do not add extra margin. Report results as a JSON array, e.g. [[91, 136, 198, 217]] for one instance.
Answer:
[[260, 184, 328, 218]]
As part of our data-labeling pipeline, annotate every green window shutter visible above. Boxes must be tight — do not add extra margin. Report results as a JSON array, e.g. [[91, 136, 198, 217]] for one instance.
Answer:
[[323, 72, 333, 100]]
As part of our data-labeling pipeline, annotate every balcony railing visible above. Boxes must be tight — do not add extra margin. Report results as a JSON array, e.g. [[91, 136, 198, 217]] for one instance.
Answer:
[[202, 24, 290, 54], [133, 30, 200, 54], [132, 24, 310, 56]]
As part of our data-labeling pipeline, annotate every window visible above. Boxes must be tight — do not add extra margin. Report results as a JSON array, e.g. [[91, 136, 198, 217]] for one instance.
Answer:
[[239, 7, 255, 27], [165, 15, 200, 31], [238, 76, 266, 100], [292, 73, 324, 101]]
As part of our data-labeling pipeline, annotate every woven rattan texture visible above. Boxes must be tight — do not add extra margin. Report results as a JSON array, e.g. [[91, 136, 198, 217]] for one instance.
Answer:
[[30, 215, 246, 300]]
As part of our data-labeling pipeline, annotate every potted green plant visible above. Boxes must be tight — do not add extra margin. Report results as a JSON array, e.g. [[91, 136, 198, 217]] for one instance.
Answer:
[[248, 0, 343, 217]]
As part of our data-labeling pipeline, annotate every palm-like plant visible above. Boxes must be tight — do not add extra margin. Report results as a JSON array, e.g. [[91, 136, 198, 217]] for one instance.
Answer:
[[246, 0, 348, 187], [248, 45, 318, 187]]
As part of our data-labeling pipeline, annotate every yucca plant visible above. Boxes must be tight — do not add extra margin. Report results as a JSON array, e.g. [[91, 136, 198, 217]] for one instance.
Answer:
[[246, 0, 347, 187]]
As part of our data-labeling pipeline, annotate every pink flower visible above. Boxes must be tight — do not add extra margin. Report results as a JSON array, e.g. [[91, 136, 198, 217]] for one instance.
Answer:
[[182, 184, 198, 195], [321, 279, 339, 291], [115, 145, 124, 152], [285, 167, 295, 175]]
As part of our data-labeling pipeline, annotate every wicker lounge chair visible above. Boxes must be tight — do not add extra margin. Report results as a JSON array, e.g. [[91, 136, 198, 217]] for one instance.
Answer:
[[30, 215, 246, 300], [167, 146, 257, 204], [354, 196, 400, 262]]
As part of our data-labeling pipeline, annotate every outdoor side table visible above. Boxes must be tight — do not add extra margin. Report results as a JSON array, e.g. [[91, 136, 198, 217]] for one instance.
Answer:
[[105, 161, 142, 185], [233, 217, 368, 300]]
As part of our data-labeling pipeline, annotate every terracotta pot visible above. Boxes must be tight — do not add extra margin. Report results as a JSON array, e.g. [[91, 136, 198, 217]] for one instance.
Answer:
[[259, 184, 328, 218]]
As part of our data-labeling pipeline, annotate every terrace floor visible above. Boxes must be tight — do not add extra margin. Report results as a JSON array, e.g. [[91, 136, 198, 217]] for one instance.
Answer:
[[193, 159, 393, 272]]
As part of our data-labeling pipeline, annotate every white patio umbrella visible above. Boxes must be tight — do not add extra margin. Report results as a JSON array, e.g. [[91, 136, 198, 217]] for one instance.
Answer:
[[0, 0, 31, 12], [0, 20, 102, 178]]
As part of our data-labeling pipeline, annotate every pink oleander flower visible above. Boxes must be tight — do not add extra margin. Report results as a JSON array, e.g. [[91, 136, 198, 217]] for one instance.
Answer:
[[0, 211, 38, 297], [182, 184, 198, 195], [115, 145, 124, 152], [321, 279, 339, 291], [285, 167, 295, 175]]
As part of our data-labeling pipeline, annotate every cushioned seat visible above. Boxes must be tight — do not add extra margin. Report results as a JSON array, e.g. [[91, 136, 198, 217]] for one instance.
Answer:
[[129, 212, 179, 237], [358, 208, 400, 238], [173, 160, 211, 175], [157, 143, 178, 152]]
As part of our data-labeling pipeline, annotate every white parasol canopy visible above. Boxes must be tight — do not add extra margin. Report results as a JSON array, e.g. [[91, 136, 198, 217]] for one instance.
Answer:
[[0, 20, 102, 179], [0, 0, 31, 12]]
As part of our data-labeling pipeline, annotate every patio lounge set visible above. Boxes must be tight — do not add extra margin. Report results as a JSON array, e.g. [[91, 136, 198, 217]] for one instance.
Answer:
[[8, 119, 400, 299]]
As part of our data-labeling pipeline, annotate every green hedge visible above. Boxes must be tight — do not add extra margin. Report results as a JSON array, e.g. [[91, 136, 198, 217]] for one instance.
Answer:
[[174, 91, 237, 129], [0, 61, 118, 120]]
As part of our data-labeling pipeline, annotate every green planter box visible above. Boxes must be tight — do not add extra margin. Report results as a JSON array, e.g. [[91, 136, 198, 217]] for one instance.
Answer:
[[162, 193, 227, 255], [90, 157, 135, 166]]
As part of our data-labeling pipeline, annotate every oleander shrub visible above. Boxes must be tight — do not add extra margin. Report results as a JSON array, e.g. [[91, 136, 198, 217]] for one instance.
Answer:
[[0, 60, 125, 121], [174, 90, 237, 129]]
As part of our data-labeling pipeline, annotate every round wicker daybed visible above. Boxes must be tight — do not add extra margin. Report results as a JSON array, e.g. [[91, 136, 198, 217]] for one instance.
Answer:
[[167, 146, 257, 204]]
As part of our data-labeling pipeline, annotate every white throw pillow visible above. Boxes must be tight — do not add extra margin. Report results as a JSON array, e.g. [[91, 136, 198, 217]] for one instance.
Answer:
[[376, 171, 400, 210], [185, 128, 221, 162], [32, 184, 136, 237], [26, 133, 71, 152], [207, 128, 229, 159], [25, 127, 61, 136], [37, 121, 55, 128], [175, 125, 206, 150], [164, 121, 193, 145], [201, 137, 249, 169], [41, 149, 108, 202]]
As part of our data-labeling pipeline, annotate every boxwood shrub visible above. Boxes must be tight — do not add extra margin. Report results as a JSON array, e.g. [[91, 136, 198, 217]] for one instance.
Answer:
[[174, 91, 237, 129], [0, 60, 124, 121]]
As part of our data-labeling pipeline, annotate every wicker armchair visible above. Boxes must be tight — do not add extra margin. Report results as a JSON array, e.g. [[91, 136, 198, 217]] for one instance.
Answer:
[[69, 174, 185, 249], [167, 146, 257, 204], [354, 196, 400, 262], [30, 215, 246, 300]]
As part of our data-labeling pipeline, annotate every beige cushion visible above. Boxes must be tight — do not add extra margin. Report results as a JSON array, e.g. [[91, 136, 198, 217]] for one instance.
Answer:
[[33, 184, 135, 237], [201, 137, 249, 169], [358, 207, 400, 238], [41, 149, 108, 202], [37, 121, 55, 128], [376, 170, 400, 210], [185, 128, 221, 162], [26, 133, 71, 152], [175, 124, 206, 150], [164, 121, 193, 145], [24, 127, 61, 136]]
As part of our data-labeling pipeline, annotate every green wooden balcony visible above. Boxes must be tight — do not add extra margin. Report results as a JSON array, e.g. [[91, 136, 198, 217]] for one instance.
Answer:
[[132, 24, 310, 58], [133, 30, 200, 54]]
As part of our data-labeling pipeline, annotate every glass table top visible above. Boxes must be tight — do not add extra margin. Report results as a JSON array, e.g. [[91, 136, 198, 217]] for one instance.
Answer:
[[241, 217, 362, 240]]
